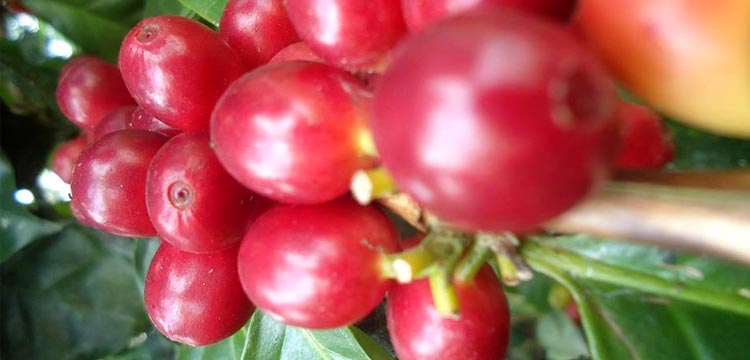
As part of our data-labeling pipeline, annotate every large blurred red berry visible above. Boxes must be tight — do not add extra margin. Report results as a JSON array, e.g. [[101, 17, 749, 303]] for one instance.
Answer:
[[119, 15, 245, 131], [372, 11, 618, 232]]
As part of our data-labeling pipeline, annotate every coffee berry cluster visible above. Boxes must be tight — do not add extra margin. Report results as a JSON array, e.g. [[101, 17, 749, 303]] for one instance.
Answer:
[[51, 0, 674, 359]]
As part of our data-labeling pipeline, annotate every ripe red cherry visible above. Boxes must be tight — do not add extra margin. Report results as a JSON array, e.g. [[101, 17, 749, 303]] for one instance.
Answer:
[[402, 0, 577, 31], [146, 132, 270, 254], [614, 102, 675, 169], [91, 105, 138, 141], [50, 135, 89, 184], [129, 107, 181, 138], [211, 61, 374, 204], [387, 267, 510, 360], [237, 198, 400, 329], [119, 15, 245, 131], [219, 0, 299, 68], [268, 42, 322, 64], [285, 0, 406, 71], [70, 130, 167, 237], [56, 55, 135, 130], [145, 242, 254, 346], [371, 11, 618, 232]]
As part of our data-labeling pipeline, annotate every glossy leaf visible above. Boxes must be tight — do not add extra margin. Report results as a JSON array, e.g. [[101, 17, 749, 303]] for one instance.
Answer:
[[176, 311, 394, 360], [522, 235, 750, 360], [0, 225, 151, 360], [177, 0, 227, 26], [20, 0, 144, 62], [0, 152, 61, 262]]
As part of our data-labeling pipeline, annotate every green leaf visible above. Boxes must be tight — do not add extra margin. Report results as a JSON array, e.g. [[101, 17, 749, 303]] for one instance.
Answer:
[[104, 330, 177, 360], [20, 0, 145, 62], [536, 311, 589, 360], [176, 311, 394, 360], [0, 224, 151, 360], [144, 0, 194, 17], [667, 120, 750, 170], [522, 235, 750, 360], [245, 311, 394, 360], [0, 152, 61, 262], [177, 0, 227, 26]]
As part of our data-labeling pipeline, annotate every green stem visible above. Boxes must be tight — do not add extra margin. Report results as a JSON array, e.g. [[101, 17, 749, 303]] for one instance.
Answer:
[[429, 267, 460, 316], [521, 240, 750, 316], [454, 240, 491, 283], [385, 242, 436, 283]]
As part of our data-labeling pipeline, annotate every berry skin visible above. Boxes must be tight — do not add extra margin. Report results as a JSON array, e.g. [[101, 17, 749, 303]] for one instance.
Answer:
[[56, 55, 135, 130], [285, 0, 406, 71], [91, 105, 138, 141], [237, 198, 400, 329], [211, 61, 374, 204], [119, 15, 245, 131], [371, 11, 618, 232], [219, 0, 300, 68], [614, 102, 675, 169], [146, 132, 270, 254], [50, 135, 89, 184], [387, 267, 510, 360], [145, 242, 254, 346], [402, 0, 577, 31], [268, 41, 323, 64], [71, 130, 167, 237], [129, 107, 181, 138]]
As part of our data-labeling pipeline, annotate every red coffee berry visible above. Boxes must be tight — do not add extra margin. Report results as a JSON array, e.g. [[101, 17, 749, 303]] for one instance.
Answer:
[[387, 267, 510, 360], [219, 0, 299, 68], [146, 132, 270, 254], [615, 102, 675, 169], [145, 242, 254, 346], [285, 0, 406, 71], [268, 41, 323, 64], [402, 0, 577, 31], [372, 11, 618, 232], [70, 130, 167, 237], [91, 105, 138, 141], [237, 199, 400, 329], [119, 15, 245, 131], [211, 61, 374, 204], [56, 56, 135, 130], [129, 107, 181, 138], [50, 135, 89, 184]]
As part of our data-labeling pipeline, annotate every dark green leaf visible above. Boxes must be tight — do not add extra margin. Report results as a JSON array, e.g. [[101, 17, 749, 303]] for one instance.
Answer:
[[177, 0, 227, 26], [522, 235, 750, 360], [667, 120, 750, 169], [144, 0, 194, 17], [133, 237, 160, 295], [176, 323, 251, 360], [0, 152, 61, 262], [20, 0, 145, 62], [0, 225, 151, 360], [104, 330, 177, 360]]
